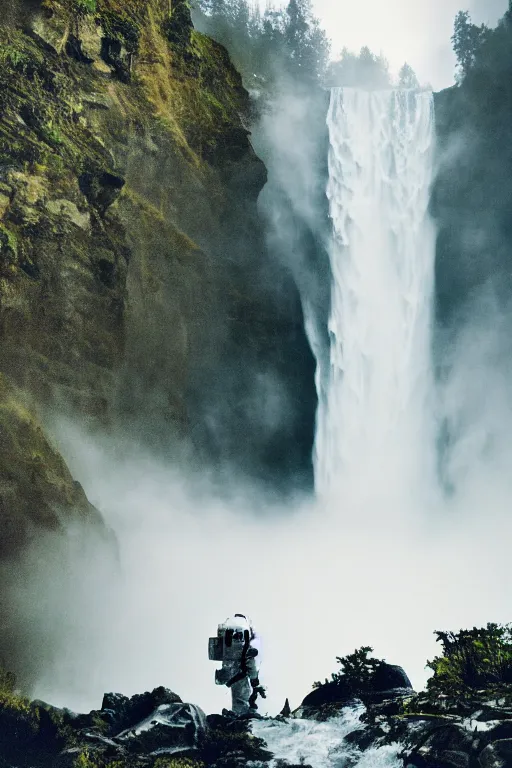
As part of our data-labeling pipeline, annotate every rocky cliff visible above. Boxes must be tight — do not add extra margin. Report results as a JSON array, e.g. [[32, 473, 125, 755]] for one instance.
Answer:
[[5, 659, 512, 768], [433, 16, 512, 325], [0, 0, 316, 689]]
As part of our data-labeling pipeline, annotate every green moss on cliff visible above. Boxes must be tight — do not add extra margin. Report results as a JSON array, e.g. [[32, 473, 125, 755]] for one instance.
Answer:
[[0, 374, 103, 552], [0, 28, 111, 173], [0, 667, 41, 754], [0, 223, 19, 276]]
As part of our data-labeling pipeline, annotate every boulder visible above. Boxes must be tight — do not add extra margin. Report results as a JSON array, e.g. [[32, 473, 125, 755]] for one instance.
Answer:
[[78, 168, 125, 215], [100, 687, 182, 733], [299, 663, 413, 714], [407, 724, 475, 768], [115, 702, 207, 755], [433, 750, 470, 768], [480, 740, 512, 768], [474, 707, 512, 723], [484, 723, 512, 744], [300, 680, 355, 711], [372, 664, 413, 692]]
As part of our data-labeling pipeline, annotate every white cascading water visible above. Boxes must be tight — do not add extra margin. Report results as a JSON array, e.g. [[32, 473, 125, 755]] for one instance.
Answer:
[[315, 88, 437, 502], [252, 704, 402, 768]]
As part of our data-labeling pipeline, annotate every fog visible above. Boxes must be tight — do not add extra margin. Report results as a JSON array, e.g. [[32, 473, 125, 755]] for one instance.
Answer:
[[309, 0, 507, 89], [14, 0, 512, 723], [31, 339, 512, 717]]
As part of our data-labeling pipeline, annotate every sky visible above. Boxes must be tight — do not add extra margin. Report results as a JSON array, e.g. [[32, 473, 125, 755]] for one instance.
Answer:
[[309, 0, 507, 90]]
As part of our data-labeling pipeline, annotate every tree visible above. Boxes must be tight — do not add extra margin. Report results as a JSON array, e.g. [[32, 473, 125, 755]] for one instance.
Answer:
[[327, 46, 391, 89], [427, 625, 512, 696], [452, 10, 489, 77], [283, 0, 329, 82], [398, 62, 419, 89], [191, 0, 329, 88]]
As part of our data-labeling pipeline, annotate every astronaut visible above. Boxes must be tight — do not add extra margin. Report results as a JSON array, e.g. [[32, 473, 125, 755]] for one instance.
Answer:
[[209, 614, 266, 716]]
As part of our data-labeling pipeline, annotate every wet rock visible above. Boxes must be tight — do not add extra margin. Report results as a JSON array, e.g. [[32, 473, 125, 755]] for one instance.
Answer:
[[100, 687, 182, 733], [475, 707, 512, 723], [299, 663, 413, 718], [0, 374, 104, 560], [373, 664, 413, 691], [65, 33, 95, 64], [479, 740, 512, 768], [299, 680, 355, 711], [407, 724, 475, 768], [82, 92, 111, 111], [116, 702, 207, 755], [45, 199, 91, 231], [343, 727, 379, 751], [78, 168, 125, 215], [435, 750, 470, 768], [77, 18, 104, 63], [484, 723, 512, 743], [30, 10, 69, 54], [366, 690, 416, 714], [163, 0, 193, 48]]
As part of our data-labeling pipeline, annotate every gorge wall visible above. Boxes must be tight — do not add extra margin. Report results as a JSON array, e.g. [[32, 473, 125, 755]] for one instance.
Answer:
[[433, 16, 512, 326], [0, 0, 316, 687]]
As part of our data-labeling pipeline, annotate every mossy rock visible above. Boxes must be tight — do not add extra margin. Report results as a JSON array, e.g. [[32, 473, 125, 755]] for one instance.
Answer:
[[200, 717, 272, 766], [0, 374, 102, 548]]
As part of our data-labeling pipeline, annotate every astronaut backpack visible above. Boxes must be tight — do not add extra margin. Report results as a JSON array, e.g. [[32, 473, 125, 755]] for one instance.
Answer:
[[209, 615, 251, 660]]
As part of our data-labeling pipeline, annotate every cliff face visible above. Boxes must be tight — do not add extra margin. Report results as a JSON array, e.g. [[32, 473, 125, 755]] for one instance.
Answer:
[[433, 19, 512, 326], [0, 0, 316, 684], [1, 0, 315, 476]]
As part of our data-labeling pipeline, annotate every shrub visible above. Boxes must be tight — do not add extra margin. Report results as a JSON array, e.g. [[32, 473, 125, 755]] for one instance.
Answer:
[[313, 646, 386, 697], [427, 624, 512, 696]]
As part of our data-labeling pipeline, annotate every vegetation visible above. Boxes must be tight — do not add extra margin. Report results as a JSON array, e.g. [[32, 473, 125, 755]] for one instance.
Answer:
[[326, 46, 391, 88], [434, 4, 512, 322], [199, 719, 272, 766], [192, 0, 330, 88], [0, 666, 41, 753], [452, 10, 491, 78], [427, 624, 512, 697], [313, 646, 387, 697], [192, 0, 420, 93], [451, 6, 512, 82]]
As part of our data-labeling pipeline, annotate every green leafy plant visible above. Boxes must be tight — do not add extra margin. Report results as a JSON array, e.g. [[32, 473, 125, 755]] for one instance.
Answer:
[[313, 646, 386, 697], [427, 624, 512, 697], [75, 0, 97, 15]]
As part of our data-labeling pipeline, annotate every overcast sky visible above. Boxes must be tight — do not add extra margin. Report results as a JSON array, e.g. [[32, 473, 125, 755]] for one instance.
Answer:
[[309, 0, 507, 90]]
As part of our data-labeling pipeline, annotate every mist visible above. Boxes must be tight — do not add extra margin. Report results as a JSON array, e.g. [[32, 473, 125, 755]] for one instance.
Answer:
[[11, 0, 512, 725], [311, 0, 507, 89], [31, 343, 512, 717]]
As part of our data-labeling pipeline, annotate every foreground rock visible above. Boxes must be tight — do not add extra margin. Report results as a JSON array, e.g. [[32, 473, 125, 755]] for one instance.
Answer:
[[0, 683, 274, 768], [289, 665, 512, 768], [296, 662, 414, 721], [6, 674, 512, 768]]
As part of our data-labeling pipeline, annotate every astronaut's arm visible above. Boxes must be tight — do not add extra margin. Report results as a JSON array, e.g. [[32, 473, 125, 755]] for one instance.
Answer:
[[246, 653, 259, 681]]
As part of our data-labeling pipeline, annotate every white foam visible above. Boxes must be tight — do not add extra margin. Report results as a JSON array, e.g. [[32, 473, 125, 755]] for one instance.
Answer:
[[252, 704, 402, 768]]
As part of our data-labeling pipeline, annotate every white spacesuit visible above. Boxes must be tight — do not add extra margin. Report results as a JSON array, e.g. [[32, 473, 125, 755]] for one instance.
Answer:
[[209, 614, 265, 716]]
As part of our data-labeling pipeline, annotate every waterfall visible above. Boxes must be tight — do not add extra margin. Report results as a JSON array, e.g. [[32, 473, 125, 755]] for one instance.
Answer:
[[315, 88, 436, 502]]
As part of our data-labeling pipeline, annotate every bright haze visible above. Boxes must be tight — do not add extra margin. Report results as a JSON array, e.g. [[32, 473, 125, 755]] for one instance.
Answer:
[[305, 0, 506, 89]]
